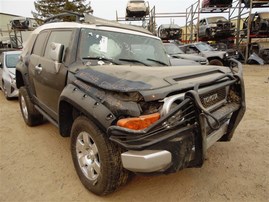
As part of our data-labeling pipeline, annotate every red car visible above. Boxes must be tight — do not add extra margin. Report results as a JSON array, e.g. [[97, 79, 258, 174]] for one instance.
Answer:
[[202, 0, 233, 8]]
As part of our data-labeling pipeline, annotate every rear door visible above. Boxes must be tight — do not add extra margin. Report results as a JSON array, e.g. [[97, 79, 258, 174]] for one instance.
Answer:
[[29, 29, 74, 120]]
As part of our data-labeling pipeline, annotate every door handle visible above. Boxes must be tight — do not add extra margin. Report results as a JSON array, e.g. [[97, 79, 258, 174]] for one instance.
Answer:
[[35, 64, 42, 74]]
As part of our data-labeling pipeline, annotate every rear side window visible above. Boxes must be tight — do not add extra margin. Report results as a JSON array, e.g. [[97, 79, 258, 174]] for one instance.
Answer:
[[32, 31, 48, 56], [44, 30, 73, 60]]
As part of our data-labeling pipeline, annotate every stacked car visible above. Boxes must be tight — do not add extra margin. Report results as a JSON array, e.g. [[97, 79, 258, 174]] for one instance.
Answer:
[[202, 0, 233, 8], [242, 0, 269, 7], [125, 0, 149, 20], [158, 24, 183, 41], [242, 12, 269, 36], [198, 16, 235, 40]]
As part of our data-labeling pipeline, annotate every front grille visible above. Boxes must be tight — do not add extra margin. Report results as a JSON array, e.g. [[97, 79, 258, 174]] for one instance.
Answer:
[[199, 88, 226, 108], [217, 23, 231, 30]]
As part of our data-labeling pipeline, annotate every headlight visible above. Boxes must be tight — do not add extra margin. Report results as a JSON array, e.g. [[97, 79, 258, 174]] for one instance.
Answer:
[[9, 75, 16, 85], [117, 113, 160, 130]]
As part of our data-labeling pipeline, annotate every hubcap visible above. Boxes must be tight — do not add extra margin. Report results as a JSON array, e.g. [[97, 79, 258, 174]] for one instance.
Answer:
[[76, 132, 100, 181], [20, 95, 28, 120]]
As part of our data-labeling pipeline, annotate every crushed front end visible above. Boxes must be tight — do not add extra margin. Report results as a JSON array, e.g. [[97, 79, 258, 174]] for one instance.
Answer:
[[108, 60, 245, 174]]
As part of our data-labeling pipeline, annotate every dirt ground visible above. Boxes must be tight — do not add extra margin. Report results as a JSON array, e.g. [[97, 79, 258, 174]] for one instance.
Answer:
[[0, 65, 268, 202]]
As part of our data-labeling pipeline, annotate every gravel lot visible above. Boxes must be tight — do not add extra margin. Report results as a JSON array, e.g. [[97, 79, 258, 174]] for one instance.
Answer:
[[0, 65, 268, 202]]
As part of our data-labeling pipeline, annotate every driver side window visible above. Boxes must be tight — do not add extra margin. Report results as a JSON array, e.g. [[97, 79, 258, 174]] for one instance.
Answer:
[[186, 46, 198, 54]]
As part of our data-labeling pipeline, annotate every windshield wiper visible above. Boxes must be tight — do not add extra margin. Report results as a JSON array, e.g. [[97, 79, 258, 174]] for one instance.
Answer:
[[119, 58, 150, 66], [82, 56, 121, 65], [171, 53, 183, 58], [147, 58, 169, 66]]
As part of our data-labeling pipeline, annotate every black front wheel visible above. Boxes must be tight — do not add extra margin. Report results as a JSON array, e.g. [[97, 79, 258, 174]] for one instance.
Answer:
[[209, 59, 224, 66], [71, 116, 131, 196]]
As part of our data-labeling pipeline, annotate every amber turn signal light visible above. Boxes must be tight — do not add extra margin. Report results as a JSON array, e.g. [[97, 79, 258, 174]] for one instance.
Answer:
[[117, 113, 161, 130]]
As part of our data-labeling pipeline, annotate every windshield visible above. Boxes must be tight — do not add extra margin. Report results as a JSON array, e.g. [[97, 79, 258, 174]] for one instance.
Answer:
[[207, 17, 227, 24], [6, 53, 20, 68], [79, 28, 170, 66], [163, 43, 184, 55], [195, 43, 214, 51]]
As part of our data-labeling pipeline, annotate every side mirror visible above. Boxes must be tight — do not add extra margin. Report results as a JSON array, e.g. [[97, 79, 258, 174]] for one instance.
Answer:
[[0, 62, 2, 68], [49, 42, 64, 73]]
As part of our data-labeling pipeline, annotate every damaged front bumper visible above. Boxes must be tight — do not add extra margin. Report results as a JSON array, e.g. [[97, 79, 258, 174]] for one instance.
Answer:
[[108, 61, 245, 174]]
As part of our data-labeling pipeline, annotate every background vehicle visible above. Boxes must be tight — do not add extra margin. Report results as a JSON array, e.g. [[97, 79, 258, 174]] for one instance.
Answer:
[[10, 17, 31, 30], [202, 0, 233, 8], [163, 43, 208, 65], [169, 57, 200, 66], [242, 0, 269, 7], [158, 24, 182, 41], [198, 16, 235, 39], [179, 42, 239, 66], [0, 50, 21, 99], [242, 12, 269, 36], [125, 0, 149, 19], [16, 13, 245, 196], [247, 42, 269, 64]]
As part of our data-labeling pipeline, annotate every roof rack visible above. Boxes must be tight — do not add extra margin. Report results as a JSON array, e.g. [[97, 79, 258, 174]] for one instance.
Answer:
[[44, 12, 152, 35], [44, 11, 84, 23], [84, 14, 152, 35]]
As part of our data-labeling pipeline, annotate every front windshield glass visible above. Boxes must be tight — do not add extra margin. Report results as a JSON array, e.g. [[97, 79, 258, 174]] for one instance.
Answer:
[[196, 43, 214, 51], [207, 17, 227, 24], [79, 28, 170, 66], [6, 53, 20, 68], [163, 43, 184, 55]]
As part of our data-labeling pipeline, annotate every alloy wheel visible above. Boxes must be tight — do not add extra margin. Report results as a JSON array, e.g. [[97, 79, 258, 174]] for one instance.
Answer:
[[20, 95, 28, 120], [76, 131, 100, 181]]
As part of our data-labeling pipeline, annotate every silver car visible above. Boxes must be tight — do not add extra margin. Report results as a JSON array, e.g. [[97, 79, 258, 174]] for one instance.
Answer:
[[163, 43, 208, 65], [0, 50, 21, 99]]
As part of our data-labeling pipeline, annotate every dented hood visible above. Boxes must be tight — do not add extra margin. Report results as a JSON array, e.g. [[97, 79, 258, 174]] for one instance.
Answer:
[[74, 65, 231, 101]]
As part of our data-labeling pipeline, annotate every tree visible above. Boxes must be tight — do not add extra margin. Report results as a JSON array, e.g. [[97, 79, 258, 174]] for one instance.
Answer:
[[32, 0, 93, 25]]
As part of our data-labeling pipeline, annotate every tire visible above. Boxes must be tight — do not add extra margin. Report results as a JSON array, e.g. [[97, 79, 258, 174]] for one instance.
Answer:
[[2, 82, 11, 100], [209, 59, 224, 66], [71, 116, 131, 196], [18, 86, 43, 126]]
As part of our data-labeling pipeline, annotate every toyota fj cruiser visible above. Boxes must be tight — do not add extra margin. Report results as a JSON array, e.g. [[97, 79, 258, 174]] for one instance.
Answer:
[[16, 13, 245, 196]]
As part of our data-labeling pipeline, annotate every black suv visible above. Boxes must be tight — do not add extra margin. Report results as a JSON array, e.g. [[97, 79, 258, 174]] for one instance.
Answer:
[[16, 13, 246, 196]]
